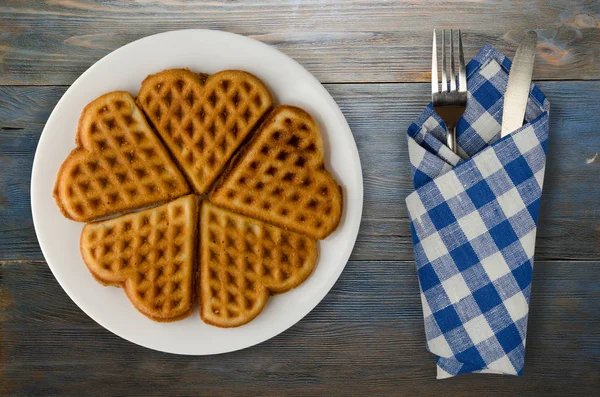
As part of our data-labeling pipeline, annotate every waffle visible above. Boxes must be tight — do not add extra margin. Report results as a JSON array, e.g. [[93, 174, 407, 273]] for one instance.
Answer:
[[200, 201, 318, 327], [210, 105, 343, 240], [54, 91, 190, 222], [81, 195, 198, 322], [137, 69, 273, 194]]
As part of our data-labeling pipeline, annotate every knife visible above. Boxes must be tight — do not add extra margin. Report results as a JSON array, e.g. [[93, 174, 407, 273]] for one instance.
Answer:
[[501, 31, 538, 137]]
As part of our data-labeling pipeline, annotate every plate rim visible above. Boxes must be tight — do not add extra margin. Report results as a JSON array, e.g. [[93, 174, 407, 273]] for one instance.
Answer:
[[31, 29, 363, 355]]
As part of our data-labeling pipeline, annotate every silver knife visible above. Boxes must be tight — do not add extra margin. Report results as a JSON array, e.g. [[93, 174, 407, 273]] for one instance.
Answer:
[[501, 31, 538, 137]]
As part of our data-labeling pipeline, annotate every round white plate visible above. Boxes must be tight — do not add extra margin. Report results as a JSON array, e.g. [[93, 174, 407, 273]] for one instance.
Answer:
[[31, 29, 363, 355]]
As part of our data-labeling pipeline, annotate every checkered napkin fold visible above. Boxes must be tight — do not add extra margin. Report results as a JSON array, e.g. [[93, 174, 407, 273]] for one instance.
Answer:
[[405, 45, 550, 378]]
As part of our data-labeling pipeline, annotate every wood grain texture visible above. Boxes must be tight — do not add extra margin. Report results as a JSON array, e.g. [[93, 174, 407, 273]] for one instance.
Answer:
[[1, 0, 599, 85], [1, 259, 598, 396], [2, 3, 599, 393], [1, 82, 598, 262]]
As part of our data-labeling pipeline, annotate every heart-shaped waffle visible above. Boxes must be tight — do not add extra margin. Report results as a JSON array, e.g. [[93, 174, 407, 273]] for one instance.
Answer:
[[210, 105, 343, 239], [200, 201, 318, 327], [81, 195, 198, 322], [137, 69, 274, 194], [54, 91, 190, 222]]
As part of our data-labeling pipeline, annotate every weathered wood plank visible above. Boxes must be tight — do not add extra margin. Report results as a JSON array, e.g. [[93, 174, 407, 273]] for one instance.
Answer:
[[1, 259, 598, 396], [1, 0, 599, 85], [1, 82, 599, 262]]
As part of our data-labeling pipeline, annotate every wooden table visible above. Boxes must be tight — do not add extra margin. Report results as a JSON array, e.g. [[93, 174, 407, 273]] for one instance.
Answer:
[[1, 1, 598, 395]]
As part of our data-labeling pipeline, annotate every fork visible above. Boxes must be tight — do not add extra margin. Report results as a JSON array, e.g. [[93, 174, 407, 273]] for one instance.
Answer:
[[432, 29, 467, 154]]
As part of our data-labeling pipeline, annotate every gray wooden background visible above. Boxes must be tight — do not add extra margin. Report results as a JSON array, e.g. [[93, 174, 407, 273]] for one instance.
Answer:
[[1, 1, 599, 396]]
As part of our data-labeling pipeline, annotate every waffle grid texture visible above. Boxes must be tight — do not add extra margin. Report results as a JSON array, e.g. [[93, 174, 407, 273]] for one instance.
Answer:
[[54, 91, 190, 221], [211, 105, 343, 240], [200, 201, 318, 327], [137, 69, 273, 194], [55, 69, 343, 326], [81, 195, 198, 322]]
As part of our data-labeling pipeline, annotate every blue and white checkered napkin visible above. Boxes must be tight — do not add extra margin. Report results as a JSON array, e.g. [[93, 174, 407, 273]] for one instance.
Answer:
[[405, 44, 550, 378]]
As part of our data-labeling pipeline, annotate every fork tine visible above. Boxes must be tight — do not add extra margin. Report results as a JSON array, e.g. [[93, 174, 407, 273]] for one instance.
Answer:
[[450, 29, 456, 91], [441, 30, 447, 92], [458, 29, 467, 92], [432, 29, 438, 94]]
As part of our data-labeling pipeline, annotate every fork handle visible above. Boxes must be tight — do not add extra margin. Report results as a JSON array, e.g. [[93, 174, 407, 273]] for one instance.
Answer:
[[446, 126, 457, 153]]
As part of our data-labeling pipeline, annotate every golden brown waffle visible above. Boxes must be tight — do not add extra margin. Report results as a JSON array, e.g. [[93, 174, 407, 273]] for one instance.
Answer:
[[200, 201, 318, 327], [81, 195, 198, 322], [54, 91, 190, 222], [137, 69, 273, 194], [210, 105, 343, 240]]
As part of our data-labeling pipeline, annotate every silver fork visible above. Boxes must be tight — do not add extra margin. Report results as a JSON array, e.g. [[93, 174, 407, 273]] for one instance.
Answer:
[[432, 29, 467, 154]]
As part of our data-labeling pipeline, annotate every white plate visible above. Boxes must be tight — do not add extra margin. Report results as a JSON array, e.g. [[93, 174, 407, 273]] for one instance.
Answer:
[[31, 30, 363, 355]]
